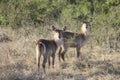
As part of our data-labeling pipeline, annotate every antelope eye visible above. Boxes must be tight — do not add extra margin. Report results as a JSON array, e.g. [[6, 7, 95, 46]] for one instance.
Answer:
[[58, 35, 61, 38], [58, 34, 61, 39], [86, 26, 88, 28]]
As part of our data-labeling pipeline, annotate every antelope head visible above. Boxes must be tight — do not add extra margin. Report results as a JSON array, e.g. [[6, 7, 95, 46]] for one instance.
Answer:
[[51, 26, 66, 46], [80, 18, 93, 36]]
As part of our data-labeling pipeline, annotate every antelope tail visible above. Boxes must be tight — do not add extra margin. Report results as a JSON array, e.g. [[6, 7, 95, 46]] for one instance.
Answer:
[[36, 42, 40, 71], [39, 42, 46, 54], [36, 41, 46, 71]]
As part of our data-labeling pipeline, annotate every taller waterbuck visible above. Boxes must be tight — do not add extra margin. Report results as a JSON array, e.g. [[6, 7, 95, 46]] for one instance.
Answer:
[[55, 19, 93, 61], [35, 26, 65, 72]]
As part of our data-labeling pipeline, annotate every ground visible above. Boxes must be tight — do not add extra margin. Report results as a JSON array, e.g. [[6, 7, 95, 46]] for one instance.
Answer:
[[0, 27, 120, 80]]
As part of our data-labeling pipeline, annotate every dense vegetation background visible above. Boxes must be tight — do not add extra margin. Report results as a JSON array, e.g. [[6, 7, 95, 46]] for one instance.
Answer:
[[0, 0, 120, 80], [0, 0, 120, 51], [0, 0, 120, 26]]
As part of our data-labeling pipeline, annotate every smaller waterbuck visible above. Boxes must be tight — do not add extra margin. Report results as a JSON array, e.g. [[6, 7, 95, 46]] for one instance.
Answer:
[[35, 26, 65, 72], [57, 19, 93, 61]]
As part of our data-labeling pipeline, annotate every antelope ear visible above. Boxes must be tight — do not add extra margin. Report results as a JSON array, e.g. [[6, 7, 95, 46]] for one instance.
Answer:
[[79, 18, 85, 23], [52, 26, 56, 31], [88, 18, 93, 23], [80, 20, 86, 24], [63, 26, 67, 31]]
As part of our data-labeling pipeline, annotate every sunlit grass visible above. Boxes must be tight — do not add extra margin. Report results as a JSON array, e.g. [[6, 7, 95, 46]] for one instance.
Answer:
[[0, 27, 119, 80]]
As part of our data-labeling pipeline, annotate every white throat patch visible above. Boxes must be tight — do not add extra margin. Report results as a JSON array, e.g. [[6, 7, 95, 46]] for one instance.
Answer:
[[53, 32, 63, 46], [80, 23, 87, 35], [53, 32, 59, 41]]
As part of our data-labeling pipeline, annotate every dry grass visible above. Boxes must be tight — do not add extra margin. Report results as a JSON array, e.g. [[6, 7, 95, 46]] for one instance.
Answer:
[[0, 27, 120, 80]]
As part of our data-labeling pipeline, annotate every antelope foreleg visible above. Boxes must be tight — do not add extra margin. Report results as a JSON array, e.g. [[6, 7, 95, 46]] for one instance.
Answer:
[[76, 47, 80, 58], [52, 54, 55, 68], [58, 47, 62, 62]]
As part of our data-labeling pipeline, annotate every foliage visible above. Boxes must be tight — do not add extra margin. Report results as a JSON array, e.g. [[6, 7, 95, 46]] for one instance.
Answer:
[[0, 0, 120, 27], [0, 0, 120, 49]]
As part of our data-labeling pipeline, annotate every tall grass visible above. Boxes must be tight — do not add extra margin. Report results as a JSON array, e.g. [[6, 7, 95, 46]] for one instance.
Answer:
[[0, 25, 120, 80]]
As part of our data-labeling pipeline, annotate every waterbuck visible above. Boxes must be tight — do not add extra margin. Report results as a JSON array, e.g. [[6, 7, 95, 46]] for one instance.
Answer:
[[56, 19, 93, 61], [35, 26, 65, 72]]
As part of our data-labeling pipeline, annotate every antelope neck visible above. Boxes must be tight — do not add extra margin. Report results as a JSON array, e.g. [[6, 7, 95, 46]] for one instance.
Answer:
[[55, 39, 63, 47]]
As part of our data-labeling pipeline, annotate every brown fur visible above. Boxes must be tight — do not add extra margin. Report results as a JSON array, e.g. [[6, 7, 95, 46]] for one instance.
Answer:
[[55, 19, 93, 61], [36, 39, 58, 72], [35, 26, 66, 73]]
